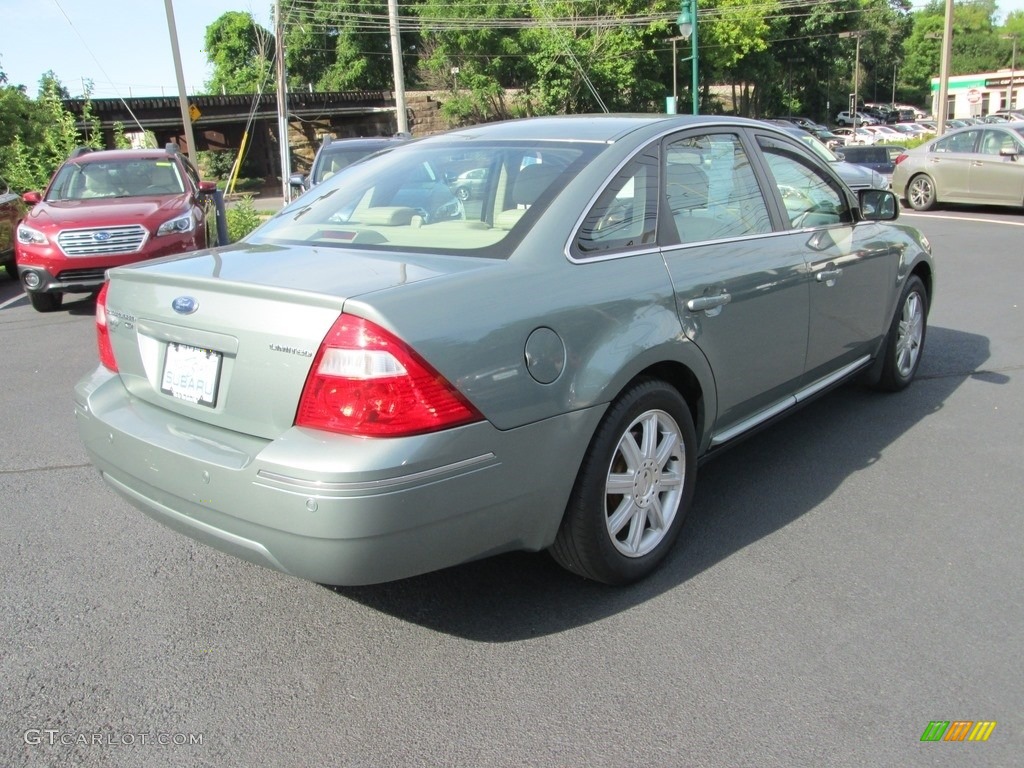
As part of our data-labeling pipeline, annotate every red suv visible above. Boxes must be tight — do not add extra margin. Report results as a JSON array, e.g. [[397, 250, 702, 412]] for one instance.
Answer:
[[16, 144, 217, 311]]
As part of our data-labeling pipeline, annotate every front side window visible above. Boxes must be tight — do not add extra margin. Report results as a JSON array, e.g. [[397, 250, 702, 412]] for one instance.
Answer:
[[758, 137, 851, 229], [663, 133, 772, 244], [980, 129, 1022, 156]]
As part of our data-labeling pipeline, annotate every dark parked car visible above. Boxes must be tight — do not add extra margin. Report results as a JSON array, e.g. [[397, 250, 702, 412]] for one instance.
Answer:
[[773, 124, 889, 191], [836, 145, 896, 179], [0, 182, 26, 279], [75, 115, 932, 587], [289, 134, 411, 192]]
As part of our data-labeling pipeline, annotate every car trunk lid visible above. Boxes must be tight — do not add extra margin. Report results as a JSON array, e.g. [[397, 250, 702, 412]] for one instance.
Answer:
[[101, 243, 473, 439]]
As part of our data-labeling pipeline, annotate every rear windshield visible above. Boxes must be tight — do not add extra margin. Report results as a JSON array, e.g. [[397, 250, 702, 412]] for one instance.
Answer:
[[254, 141, 602, 258], [312, 144, 391, 184], [47, 158, 185, 201]]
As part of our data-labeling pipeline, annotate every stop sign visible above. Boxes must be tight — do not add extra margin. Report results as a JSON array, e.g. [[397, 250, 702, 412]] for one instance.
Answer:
[[967, 88, 982, 105]]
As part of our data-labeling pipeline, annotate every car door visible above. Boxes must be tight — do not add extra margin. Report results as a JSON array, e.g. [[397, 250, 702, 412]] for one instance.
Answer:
[[658, 131, 809, 439], [968, 128, 1024, 205], [927, 129, 982, 202], [754, 133, 897, 385]]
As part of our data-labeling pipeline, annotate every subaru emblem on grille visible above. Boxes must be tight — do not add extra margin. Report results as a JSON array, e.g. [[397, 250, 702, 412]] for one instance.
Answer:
[[93, 231, 111, 242], [172, 296, 199, 315]]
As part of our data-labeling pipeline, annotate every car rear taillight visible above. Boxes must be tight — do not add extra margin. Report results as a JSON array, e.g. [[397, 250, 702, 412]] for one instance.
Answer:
[[894, 153, 909, 165], [96, 282, 118, 372], [296, 314, 482, 437]]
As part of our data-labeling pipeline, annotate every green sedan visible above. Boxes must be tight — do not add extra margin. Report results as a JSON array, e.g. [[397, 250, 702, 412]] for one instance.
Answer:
[[75, 115, 933, 586]]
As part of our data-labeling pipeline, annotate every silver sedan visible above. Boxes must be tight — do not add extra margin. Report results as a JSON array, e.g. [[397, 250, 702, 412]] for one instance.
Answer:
[[75, 115, 933, 586], [892, 122, 1024, 210]]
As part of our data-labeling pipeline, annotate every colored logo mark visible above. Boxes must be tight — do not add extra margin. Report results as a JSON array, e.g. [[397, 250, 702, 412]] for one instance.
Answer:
[[921, 721, 997, 742]]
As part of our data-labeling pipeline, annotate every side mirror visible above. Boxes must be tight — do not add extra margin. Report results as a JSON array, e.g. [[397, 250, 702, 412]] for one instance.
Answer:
[[288, 173, 307, 190], [999, 147, 1020, 159], [859, 189, 899, 221], [22, 191, 42, 205], [197, 181, 218, 194]]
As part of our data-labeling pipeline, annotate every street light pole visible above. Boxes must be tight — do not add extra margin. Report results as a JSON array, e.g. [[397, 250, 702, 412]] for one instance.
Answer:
[[676, 0, 699, 115]]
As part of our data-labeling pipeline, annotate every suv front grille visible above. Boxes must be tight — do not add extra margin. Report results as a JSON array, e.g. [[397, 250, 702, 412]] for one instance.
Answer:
[[57, 225, 148, 257]]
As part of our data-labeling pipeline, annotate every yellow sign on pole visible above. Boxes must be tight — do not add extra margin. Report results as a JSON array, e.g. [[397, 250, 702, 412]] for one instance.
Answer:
[[188, 104, 201, 122]]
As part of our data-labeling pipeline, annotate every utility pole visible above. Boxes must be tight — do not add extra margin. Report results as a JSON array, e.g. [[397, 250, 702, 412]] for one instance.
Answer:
[[936, 0, 954, 134], [275, 0, 291, 201], [839, 31, 864, 132], [163, 0, 198, 162], [387, 0, 410, 134], [1004, 34, 1019, 112]]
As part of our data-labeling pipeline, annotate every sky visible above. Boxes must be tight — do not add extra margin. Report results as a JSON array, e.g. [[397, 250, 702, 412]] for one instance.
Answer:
[[1, 0, 273, 98], [2, 0, 1024, 100]]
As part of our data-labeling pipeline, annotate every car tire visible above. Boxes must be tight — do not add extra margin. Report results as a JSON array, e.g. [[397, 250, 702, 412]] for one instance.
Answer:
[[1, 255, 16, 280], [873, 275, 928, 392], [906, 174, 937, 211], [28, 291, 63, 313], [550, 378, 697, 585]]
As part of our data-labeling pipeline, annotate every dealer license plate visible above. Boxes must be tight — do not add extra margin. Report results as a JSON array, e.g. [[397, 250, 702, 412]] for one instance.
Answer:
[[160, 343, 222, 407]]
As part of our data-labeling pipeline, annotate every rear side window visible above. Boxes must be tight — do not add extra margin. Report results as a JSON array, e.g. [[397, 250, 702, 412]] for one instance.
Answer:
[[932, 130, 981, 154], [574, 149, 658, 257]]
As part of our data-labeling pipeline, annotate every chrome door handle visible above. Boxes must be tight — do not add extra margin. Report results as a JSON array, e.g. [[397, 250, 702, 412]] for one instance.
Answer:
[[686, 293, 731, 312], [816, 268, 843, 282]]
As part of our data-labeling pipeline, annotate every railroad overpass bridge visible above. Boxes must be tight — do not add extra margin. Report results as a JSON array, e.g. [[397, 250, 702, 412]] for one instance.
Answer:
[[63, 90, 445, 182]]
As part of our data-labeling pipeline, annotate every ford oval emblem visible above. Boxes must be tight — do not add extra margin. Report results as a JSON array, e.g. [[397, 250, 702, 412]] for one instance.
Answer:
[[171, 296, 199, 315], [93, 231, 111, 242]]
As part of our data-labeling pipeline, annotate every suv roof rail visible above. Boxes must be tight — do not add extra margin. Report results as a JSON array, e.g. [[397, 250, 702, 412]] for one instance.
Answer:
[[69, 147, 93, 159]]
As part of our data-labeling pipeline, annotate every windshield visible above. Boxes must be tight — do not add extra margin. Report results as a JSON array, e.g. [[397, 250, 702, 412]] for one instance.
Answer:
[[255, 141, 600, 257], [47, 158, 185, 201]]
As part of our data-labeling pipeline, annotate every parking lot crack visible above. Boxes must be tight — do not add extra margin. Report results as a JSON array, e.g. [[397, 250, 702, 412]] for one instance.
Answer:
[[0, 463, 93, 475]]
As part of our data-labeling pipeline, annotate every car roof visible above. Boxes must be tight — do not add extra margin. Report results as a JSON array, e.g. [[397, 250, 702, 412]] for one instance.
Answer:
[[321, 136, 407, 149], [435, 114, 780, 144], [69, 148, 181, 164]]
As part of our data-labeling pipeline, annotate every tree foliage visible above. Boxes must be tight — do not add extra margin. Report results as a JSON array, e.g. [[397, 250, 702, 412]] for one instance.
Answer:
[[204, 11, 276, 94], [0, 72, 101, 192]]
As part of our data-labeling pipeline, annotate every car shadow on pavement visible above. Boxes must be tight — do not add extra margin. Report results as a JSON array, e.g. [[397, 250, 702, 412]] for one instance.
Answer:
[[328, 325, 997, 641]]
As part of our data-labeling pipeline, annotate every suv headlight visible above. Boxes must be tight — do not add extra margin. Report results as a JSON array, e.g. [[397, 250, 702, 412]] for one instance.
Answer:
[[17, 224, 48, 246], [156, 211, 195, 236]]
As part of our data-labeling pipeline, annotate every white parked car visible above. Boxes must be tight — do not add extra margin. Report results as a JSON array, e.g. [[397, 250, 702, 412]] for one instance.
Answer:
[[836, 111, 879, 126], [833, 127, 879, 145]]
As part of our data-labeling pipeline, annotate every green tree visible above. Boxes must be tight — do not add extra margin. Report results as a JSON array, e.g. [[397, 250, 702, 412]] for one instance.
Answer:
[[521, 0, 676, 115], [204, 12, 275, 94], [0, 72, 100, 192], [282, 0, 413, 92], [414, 0, 531, 123], [900, 0, 1008, 104]]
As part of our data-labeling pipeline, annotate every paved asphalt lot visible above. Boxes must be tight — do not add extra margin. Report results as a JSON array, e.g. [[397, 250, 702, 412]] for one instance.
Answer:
[[1, 207, 1021, 768]]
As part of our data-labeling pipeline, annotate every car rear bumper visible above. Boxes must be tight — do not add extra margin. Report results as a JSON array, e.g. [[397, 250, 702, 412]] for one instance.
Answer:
[[74, 367, 601, 585]]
